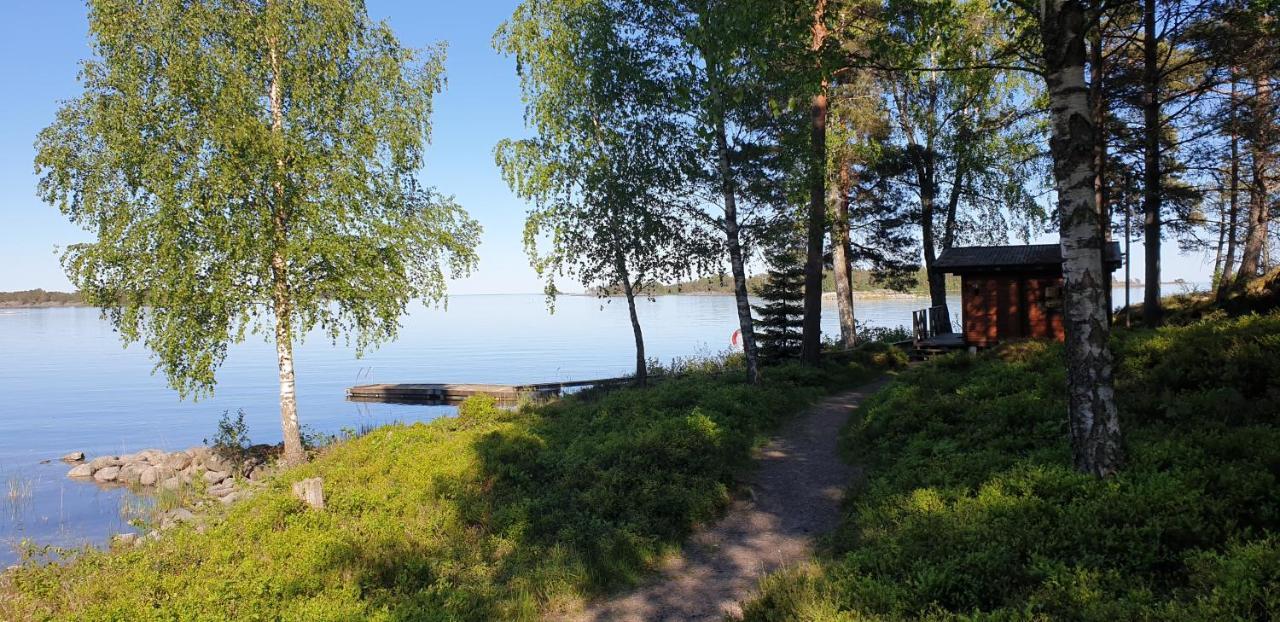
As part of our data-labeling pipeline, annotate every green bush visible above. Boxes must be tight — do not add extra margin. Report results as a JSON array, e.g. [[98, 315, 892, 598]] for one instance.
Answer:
[[0, 348, 897, 621], [743, 312, 1280, 621]]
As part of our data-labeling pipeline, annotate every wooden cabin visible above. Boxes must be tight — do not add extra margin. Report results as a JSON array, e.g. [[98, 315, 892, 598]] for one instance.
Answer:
[[925, 243, 1123, 348]]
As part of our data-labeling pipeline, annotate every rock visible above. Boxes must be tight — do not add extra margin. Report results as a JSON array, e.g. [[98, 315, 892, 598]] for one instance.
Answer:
[[203, 470, 229, 485], [118, 463, 145, 485], [163, 452, 192, 471], [247, 466, 270, 482], [118, 453, 139, 464], [67, 463, 94, 478], [219, 492, 242, 505], [207, 481, 235, 497], [140, 466, 161, 486], [93, 465, 122, 483], [187, 446, 212, 465], [205, 456, 235, 473], [160, 476, 184, 491], [61, 451, 85, 463], [291, 477, 325, 510], [159, 508, 196, 530], [112, 533, 139, 547], [88, 456, 121, 471]]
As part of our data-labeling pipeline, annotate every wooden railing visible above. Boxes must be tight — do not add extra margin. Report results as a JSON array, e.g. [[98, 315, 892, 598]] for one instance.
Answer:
[[912, 305, 954, 343]]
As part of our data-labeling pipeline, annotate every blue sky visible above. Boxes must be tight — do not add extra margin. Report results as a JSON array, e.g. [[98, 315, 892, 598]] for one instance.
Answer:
[[0, 1, 1215, 294]]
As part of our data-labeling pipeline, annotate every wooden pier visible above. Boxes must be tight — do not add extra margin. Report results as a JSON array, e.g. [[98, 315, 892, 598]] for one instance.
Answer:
[[346, 377, 633, 404]]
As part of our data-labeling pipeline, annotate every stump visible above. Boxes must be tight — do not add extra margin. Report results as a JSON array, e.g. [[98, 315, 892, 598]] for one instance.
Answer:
[[291, 477, 325, 510]]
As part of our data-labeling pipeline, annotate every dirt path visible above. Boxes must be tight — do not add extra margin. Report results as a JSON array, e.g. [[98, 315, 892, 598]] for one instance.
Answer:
[[565, 378, 889, 622]]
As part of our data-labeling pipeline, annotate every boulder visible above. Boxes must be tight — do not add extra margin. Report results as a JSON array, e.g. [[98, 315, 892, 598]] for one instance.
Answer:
[[93, 465, 122, 483], [67, 463, 94, 478], [205, 455, 235, 474], [60, 451, 85, 463], [118, 463, 146, 485], [88, 456, 121, 471], [219, 492, 242, 505], [187, 446, 212, 465], [160, 476, 184, 491], [159, 508, 196, 530], [139, 466, 161, 486], [203, 470, 229, 485], [207, 482, 235, 498], [163, 452, 192, 471], [112, 533, 139, 547]]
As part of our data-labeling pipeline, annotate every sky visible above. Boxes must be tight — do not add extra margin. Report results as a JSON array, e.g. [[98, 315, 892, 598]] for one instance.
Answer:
[[0, 1, 1217, 295]]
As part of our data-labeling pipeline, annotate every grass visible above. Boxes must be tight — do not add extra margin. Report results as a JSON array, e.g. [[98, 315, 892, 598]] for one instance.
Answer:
[[5, 474, 33, 504], [0, 346, 905, 621], [739, 311, 1280, 621]]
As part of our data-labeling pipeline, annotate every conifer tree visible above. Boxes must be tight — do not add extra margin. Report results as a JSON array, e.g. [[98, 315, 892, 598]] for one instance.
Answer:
[[752, 250, 807, 363]]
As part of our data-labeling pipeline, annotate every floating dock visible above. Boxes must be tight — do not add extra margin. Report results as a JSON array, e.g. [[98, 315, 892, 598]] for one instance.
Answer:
[[346, 377, 633, 404]]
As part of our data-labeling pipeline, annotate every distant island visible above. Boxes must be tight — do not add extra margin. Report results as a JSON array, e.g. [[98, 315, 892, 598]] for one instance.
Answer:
[[593, 268, 954, 298], [0, 289, 85, 308]]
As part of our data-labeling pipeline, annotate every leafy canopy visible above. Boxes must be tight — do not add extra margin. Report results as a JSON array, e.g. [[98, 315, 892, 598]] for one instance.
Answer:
[[35, 0, 480, 397]]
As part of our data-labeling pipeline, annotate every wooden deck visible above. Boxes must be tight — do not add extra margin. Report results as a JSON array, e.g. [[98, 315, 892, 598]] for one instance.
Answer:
[[346, 377, 633, 404]]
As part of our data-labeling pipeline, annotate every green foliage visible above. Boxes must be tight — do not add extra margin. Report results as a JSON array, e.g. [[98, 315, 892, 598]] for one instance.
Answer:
[[35, 0, 481, 399], [753, 250, 806, 363], [0, 351, 897, 621], [204, 410, 251, 475], [741, 312, 1280, 621], [495, 0, 714, 307]]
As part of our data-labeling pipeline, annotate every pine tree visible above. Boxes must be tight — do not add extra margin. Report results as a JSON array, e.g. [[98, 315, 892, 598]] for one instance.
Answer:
[[752, 250, 807, 363]]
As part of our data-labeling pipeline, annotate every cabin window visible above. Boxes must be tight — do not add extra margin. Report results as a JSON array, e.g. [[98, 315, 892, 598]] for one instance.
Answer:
[[1043, 285, 1063, 310]]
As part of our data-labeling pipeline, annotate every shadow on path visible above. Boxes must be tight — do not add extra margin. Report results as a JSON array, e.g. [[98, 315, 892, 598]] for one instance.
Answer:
[[567, 379, 890, 622]]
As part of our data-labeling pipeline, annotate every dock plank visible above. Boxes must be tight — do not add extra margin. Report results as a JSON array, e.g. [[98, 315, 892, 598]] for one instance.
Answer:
[[346, 377, 633, 404]]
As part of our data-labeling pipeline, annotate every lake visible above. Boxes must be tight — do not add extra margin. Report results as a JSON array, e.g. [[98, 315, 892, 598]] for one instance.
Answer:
[[0, 285, 1174, 565], [0, 292, 952, 564]]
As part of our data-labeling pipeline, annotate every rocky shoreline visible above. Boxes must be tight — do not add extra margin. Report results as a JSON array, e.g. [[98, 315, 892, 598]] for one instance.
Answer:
[[61, 444, 283, 534]]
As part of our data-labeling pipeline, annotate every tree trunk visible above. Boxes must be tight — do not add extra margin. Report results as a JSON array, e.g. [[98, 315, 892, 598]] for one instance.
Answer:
[[1141, 0, 1162, 327], [1091, 11, 1110, 244], [1213, 196, 1227, 285], [801, 0, 830, 364], [1236, 74, 1272, 286], [1090, 17, 1115, 326], [1124, 203, 1132, 327], [917, 154, 950, 327], [268, 28, 305, 466], [1040, 0, 1123, 477], [831, 165, 857, 348], [706, 70, 760, 385], [935, 153, 966, 333], [618, 262, 647, 386], [1218, 75, 1241, 301]]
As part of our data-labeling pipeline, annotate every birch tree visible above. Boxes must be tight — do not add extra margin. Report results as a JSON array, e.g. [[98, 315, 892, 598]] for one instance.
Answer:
[[35, 0, 480, 465], [496, 0, 711, 385], [1034, 0, 1124, 476]]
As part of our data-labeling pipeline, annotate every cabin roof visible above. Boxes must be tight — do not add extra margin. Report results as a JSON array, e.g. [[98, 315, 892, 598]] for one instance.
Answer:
[[934, 243, 1123, 274]]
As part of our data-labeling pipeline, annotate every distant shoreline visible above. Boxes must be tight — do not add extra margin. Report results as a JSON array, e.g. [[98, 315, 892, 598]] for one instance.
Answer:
[[0, 301, 90, 309]]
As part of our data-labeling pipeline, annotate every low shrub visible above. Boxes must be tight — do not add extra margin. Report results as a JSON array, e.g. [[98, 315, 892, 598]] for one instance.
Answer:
[[0, 346, 900, 621], [742, 312, 1280, 621]]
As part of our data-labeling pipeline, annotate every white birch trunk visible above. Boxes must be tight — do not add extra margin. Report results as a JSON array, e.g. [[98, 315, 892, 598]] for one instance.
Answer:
[[1041, 0, 1123, 477]]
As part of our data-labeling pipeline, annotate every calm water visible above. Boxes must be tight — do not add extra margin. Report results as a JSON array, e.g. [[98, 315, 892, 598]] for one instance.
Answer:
[[0, 293, 950, 564]]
